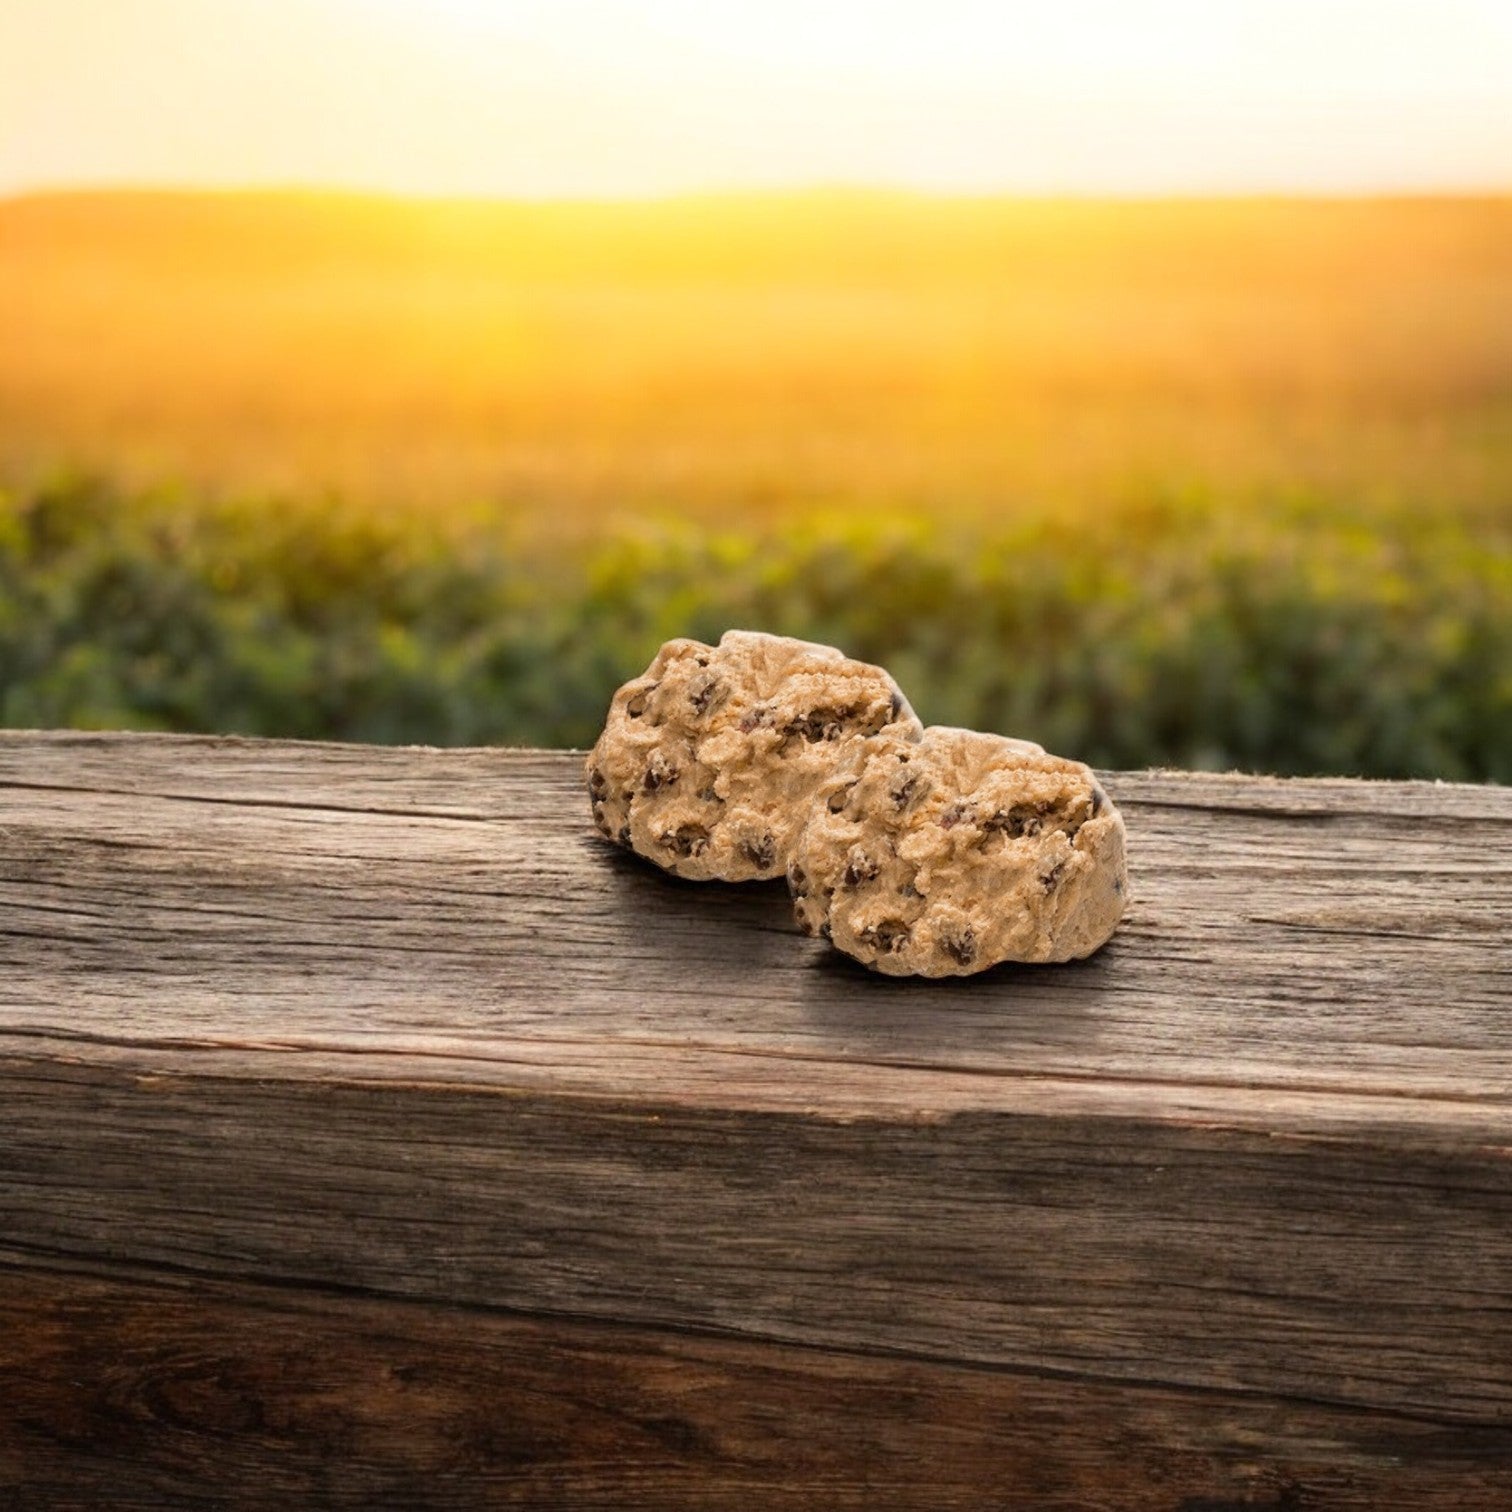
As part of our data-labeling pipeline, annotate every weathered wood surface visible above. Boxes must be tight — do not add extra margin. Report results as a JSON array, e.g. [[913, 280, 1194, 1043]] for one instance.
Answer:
[[1, 730, 1509, 1509]]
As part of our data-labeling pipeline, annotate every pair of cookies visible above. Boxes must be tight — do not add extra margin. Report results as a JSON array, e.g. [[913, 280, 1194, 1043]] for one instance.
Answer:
[[585, 631, 1127, 977]]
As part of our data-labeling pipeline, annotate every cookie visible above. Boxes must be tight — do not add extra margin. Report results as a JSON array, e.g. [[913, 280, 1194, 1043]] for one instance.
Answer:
[[585, 630, 922, 881], [787, 726, 1127, 976]]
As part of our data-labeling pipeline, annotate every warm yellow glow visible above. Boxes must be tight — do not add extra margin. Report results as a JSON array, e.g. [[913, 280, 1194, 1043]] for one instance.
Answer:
[[3, 191, 1508, 517], [1, 0, 1510, 195]]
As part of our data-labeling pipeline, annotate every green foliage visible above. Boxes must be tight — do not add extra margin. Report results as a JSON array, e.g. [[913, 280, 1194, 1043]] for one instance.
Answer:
[[1, 475, 1507, 780]]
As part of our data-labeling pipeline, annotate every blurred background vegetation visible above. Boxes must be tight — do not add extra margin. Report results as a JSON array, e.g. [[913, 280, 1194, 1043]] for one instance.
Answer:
[[2, 191, 1509, 778]]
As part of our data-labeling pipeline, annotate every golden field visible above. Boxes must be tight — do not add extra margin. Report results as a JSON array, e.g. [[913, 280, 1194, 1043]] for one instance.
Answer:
[[1, 191, 1508, 777], [3, 191, 1509, 524]]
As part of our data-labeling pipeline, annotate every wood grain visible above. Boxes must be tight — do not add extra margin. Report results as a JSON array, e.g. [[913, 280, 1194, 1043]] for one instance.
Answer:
[[1, 731, 1509, 1508], [2, 733, 1506, 1107], [5, 1260, 1511, 1511]]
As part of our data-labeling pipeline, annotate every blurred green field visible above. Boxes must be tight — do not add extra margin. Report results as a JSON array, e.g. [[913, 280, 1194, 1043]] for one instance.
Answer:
[[1, 192, 1509, 776], [3, 475, 1507, 779]]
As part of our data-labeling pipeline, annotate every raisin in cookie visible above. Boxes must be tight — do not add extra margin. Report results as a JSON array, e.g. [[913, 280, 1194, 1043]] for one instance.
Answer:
[[788, 726, 1127, 976], [585, 630, 922, 881]]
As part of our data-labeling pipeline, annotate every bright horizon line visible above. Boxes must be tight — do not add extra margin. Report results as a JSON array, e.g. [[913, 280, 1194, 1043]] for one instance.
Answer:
[[8, 179, 1512, 207]]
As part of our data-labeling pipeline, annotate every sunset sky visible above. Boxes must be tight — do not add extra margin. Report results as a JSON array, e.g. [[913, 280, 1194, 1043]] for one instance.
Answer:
[[2, 0, 1511, 197]]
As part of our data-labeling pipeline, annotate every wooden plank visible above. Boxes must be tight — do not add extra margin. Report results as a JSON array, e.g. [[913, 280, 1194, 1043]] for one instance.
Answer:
[[1, 731, 1509, 1504], [1, 732, 1507, 1106], [5, 1260, 1511, 1511], [4, 1052, 1508, 1426]]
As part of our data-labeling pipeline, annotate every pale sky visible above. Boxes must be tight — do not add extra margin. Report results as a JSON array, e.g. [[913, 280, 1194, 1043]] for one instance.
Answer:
[[2, 0, 1511, 197]]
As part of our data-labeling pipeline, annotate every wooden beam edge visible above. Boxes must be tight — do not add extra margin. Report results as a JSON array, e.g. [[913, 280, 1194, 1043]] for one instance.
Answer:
[[5, 1037, 1511, 1137], [1, 729, 1505, 815]]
